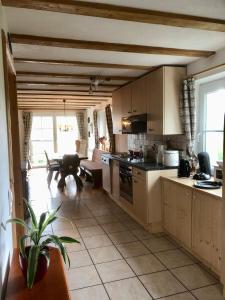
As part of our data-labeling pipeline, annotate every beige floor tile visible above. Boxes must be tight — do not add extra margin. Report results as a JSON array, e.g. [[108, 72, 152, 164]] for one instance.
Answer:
[[53, 219, 75, 230], [65, 237, 86, 252], [79, 225, 105, 237], [126, 254, 166, 275], [69, 250, 92, 268], [109, 231, 138, 245], [83, 234, 112, 249], [89, 245, 122, 264], [131, 229, 154, 240], [70, 285, 109, 300], [192, 284, 225, 300], [95, 215, 119, 224], [142, 237, 177, 253], [53, 228, 80, 239], [139, 270, 186, 298], [102, 222, 127, 234], [105, 277, 152, 300], [96, 259, 135, 283], [117, 241, 150, 258], [123, 220, 142, 230], [71, 210, 92, 220], [91, 208, 112, 217], [66, 265, 101, 290], [171, 264, 217, 290], [160, 292, 196, 300], [155, 249, 195, 269], [75, 217, 98, 228]]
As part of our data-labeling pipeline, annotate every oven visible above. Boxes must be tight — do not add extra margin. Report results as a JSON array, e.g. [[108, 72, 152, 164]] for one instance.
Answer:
[[119, 162, 133, 204]]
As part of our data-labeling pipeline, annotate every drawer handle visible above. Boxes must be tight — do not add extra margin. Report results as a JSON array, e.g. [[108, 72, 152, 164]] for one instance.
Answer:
[[128, 111, 132, 114], [133, 110, 137, 113]]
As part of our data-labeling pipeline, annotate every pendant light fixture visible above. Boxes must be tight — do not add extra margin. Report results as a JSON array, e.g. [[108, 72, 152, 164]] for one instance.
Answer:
[[58, 99, 73, 132]]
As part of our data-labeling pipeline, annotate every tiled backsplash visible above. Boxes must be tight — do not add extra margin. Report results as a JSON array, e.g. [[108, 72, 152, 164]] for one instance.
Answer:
[[115, 133, 186, 153]]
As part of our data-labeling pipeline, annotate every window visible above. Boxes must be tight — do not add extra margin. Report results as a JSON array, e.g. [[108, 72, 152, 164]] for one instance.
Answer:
[[197, 78, 225, 166], [30, 114, 79, 167]]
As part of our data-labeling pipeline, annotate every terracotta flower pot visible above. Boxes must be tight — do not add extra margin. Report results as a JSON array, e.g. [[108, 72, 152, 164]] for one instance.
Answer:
[[19, 246, 49, 285]]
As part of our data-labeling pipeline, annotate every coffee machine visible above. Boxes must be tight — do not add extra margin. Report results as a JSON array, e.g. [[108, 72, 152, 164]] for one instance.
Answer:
[[193, 152, 211, 180]]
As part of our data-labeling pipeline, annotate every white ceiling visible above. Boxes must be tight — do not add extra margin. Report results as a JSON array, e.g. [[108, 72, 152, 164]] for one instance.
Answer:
[[3, 0, 225, 109]]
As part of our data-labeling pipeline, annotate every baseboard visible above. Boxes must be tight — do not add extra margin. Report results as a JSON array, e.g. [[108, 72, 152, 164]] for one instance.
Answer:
[[1, 253, 10, 300]]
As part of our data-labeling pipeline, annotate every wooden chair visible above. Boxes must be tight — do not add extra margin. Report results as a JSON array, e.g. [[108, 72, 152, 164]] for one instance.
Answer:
[[44, 150, 60, 186], [57, 154, 83, 192]]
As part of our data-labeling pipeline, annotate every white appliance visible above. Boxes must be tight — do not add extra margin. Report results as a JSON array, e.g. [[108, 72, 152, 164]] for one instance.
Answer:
[[101, 155, 111, 193], [163, 150, 179, 167]]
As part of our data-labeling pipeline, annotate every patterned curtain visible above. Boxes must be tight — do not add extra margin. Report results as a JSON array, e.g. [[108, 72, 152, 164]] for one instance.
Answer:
[[105, 104, 115, 153], [93, 110, 99, 149], [23, 112, 33, 162], [76, 112, 85, 139], [180, 77, 196, 156]]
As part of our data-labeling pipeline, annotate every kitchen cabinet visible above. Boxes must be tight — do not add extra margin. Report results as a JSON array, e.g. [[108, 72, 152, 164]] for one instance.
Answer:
[[146, 66, 186, 135], [131, 77, 147, 115], [162, 180, 192, 248], [112, 89, 122, 134], [192, 190, 222, 274], [121, 84, 132, 116], [111, 160, 120, 200], [133, 168, 148, 225]]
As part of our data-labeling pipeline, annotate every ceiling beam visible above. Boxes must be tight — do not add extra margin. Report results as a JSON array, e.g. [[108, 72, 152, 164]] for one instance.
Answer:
[[18, 95, 111, 100], [19, 108, 87, 111], [16, 81, 119, 88], [14, 58, 150, 70], [11, 34, 215, 57], [18, 99, 103, 103], [17, 89, 112, 94], [16, 71, 135, 81], [3, 0, 225, 32]]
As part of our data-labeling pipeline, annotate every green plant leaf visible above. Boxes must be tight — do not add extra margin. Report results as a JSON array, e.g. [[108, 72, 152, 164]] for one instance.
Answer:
[[27, 245, 40, 289], [40, 237, 53, 248], [6, 218, 31, 232], [38, 213, 47, 231], [48, 235, 66, 264], [40, 249, 50, 268], [59, 236, 80, 244], [24, 199, 38, 229], [19, 235, 29, 258]]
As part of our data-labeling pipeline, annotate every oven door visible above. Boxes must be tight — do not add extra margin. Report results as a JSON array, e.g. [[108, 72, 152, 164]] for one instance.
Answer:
[[119, 164, 133, 204]]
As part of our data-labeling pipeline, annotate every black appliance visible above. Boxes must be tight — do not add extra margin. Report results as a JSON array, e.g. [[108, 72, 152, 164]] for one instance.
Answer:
[[119, 163, 133, 204], [122, 114, 147, 134], [178, 159, 191, 178], [198, 152, 211, 176]]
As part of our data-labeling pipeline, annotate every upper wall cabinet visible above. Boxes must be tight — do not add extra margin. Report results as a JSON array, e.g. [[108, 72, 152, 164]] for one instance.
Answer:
[[112, 66, 186, 135], [146, 66, 186, 135]]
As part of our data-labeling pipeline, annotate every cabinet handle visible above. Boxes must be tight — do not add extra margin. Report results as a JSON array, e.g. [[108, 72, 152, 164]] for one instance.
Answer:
[[128, 111, 132, 114], [118, 129, 122, 132], [133, 110, 137, 113]]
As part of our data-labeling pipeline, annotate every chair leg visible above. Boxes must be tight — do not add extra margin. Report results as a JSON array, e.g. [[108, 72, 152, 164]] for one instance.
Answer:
[[54, 171, 60, 180], [47, 170, 53, 187]]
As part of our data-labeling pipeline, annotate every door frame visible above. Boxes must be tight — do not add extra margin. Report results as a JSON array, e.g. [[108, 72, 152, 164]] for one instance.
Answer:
[[2, 29, 24, 246]]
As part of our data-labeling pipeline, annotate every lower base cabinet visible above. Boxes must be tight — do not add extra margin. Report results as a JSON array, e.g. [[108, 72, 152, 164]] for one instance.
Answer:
[[162, 178, 222, 275]]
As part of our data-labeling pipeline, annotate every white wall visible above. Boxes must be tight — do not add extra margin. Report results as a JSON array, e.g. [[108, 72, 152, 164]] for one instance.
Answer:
[[0, 3, 13, 298], [86, 108, 95, 158], [187, 46, 225, 76]]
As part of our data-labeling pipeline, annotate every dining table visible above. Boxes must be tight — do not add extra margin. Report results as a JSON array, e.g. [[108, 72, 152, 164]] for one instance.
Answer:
[[52, 152, 88, 162]]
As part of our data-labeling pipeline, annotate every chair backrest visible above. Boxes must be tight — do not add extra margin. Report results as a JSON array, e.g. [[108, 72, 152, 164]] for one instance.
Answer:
[[62, 154, 80, 173], [79, 140, 87, 156], [75, 140, 81, 153], [44, 150, 50, 166]]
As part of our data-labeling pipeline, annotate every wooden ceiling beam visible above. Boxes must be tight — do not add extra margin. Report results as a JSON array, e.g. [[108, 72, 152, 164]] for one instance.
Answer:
[[19, 108, 87, 111], [18, 99, 103, 103], [14, 58, 150, 70], [11, 34, 215, 57], [16, 71, 135, 81], [18, 96, 111, 100], [3, 0, 225, 32], [17, 89, 112, 94], [16, 81, 119, 88]]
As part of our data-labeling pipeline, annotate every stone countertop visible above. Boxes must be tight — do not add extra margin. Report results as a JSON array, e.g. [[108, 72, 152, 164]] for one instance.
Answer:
[[102, 153, 178, 171], [161, 176, 222, 199]]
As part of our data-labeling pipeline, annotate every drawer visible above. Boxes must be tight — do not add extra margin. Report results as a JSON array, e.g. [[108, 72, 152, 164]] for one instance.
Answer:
[[132, 168, 146, 180]]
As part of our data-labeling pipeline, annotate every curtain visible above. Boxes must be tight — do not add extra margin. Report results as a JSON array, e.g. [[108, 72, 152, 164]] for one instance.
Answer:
[[180, 77, 196, 156], [93, 110, 99, 149], [105, 104, 115, 153], [23, 112, 33, 163], [76, 112, 85, 140]]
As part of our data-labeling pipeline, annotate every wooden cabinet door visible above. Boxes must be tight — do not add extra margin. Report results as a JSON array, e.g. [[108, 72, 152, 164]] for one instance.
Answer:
[[146, 68, 163, 134], [112, 89, 122, 134], [133, 175, 148, 225], [162, 180, 192, 248], [112, 160, 120, 200], [192, 191, 222, 273], [121, 85, 132, 116], [131, 77, 147, 115]]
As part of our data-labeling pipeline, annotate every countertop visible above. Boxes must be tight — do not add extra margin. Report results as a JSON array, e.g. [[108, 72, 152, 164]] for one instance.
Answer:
[[102, 153, 178, 171], [161, 176, 222, 199]]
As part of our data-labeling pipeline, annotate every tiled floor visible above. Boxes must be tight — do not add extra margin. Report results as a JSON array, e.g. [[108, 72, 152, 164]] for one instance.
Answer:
[[29, 169, 224, 300]]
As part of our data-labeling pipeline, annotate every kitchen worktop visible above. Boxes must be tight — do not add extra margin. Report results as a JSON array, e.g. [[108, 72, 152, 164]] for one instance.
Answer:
[[102, 153, 178, 171], [161, 176, 222, 199]]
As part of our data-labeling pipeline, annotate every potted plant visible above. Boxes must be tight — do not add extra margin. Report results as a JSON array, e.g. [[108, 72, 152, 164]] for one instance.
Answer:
[[1, 200, 79, 288]]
